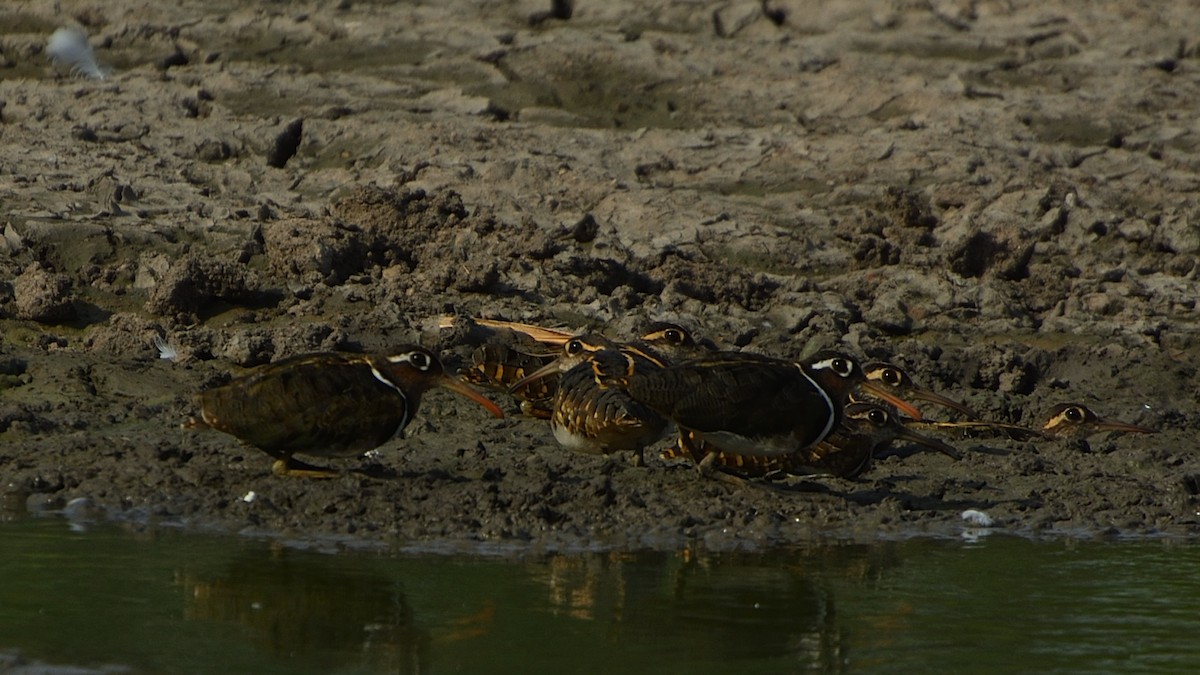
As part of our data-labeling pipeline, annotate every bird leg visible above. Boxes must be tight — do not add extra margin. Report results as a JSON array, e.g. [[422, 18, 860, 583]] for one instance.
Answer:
[[271, 457, 340, 479], [631, 447, 646, 467]]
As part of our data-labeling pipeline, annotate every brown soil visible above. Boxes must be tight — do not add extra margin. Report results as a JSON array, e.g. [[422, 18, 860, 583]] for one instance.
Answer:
[[2, 1, 1199, 550]]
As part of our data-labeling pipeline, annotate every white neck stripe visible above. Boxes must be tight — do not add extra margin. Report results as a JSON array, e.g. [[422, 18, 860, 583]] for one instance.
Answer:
[[368, 363, 402, 393], [369, 362, 412, 436], [795, 363, 836, 445]]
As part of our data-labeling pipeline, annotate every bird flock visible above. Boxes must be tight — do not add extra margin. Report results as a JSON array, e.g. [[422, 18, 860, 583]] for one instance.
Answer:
[[189, 315, 1159, 480]]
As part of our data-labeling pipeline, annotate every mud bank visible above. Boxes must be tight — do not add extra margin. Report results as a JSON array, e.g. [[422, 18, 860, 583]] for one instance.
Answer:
[[2, 1, 1199, 550]]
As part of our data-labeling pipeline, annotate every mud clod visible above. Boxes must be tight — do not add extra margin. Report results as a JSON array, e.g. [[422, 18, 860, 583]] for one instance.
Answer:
[[144, 254, 259, 322], [13, 265, 75, 324], [267, 118, 304, 168]]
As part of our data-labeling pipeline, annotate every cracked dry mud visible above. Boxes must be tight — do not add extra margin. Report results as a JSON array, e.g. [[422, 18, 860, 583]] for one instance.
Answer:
[[1, 1, 1199, 551]]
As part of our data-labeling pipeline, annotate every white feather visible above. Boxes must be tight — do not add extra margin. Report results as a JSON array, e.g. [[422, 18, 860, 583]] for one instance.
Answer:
[[960, 509, 994, 527], [153, 334, 179, 362], [46, 27, 108, 81]]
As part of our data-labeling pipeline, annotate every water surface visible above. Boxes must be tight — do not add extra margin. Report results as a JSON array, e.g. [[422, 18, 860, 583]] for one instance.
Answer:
[[3, 518, 1198, 673]]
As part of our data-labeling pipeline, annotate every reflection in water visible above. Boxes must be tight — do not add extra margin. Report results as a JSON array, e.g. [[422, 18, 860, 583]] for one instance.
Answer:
[[527, 543, 905, 672], [177, 546, 435, 674], [8, 518, 1200, 674]]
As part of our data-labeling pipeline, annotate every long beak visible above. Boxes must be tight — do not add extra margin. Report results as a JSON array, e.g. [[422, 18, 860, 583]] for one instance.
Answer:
[[858, 382, 924, 421], [1093, 418, 1158, 435], [904, 387, 980, 420], [436, 316, 574, 345], [892, 424, 963, 460], [506, 360, 561, 395], [911, 420, 1045, 442], [438, 375, 505, 418]]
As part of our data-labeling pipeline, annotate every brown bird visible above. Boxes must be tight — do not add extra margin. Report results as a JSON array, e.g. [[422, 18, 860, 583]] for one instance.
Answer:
[[1040, 403, 1159, 441], [462, 322, 704, 421], [462, 343, 559, 419], [506, 328, 701, 466], [188, 346, 504, 477], [632, 321, 708, 363], [593, 349, 924, 461], [858, 362, 979, 420], [669, 403, 961, 479]]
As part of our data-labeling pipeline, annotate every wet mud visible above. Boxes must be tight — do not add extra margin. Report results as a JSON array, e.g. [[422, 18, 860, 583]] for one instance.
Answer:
[[2, 1, 1199, 550]]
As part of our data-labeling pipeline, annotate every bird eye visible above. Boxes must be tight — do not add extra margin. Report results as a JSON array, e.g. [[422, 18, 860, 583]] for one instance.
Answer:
[[883, 368, 902, 386], [1065, 406, 1084, 422], [868, 409, 888, 425], [566, 339, 584, 355], [407, 351, 431, 370], [665, 328, 683, 343], [813, 356, 855, 377]]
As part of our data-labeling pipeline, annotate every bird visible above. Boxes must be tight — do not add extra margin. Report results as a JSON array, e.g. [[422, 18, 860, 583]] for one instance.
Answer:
[[461, 343, 559, 419], [506, 327, 701, 466], [591, 349, 924, 462], [668, 403, 961, 479], [857, 362, 979, 419], [631, 321, 710, 363], [187, 346, 504, 477], [1040, 403, 1159, 441], [459, 321, 704, 421], [904, 402, 1160, 447]]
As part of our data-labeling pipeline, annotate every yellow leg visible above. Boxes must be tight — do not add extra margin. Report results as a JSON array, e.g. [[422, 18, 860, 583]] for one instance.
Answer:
[[694, 451, 717, 477], [271, 457, 340, 479], [631, 448, 645, 467]]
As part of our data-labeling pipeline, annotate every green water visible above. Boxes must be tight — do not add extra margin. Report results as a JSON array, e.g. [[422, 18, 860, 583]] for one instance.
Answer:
[[2, 518, 1199, 674]]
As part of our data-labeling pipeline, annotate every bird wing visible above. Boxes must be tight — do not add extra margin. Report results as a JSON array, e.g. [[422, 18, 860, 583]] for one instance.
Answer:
[[199, 355, 408, 458], [626, 356, 832, 440]]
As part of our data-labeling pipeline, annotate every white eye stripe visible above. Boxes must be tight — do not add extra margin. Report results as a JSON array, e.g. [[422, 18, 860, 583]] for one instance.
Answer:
[[386, 351, 433, 370], [811, 357, 854, 377]]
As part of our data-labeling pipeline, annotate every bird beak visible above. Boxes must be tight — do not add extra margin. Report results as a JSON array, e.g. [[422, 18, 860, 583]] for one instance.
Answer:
[[903, 387, 980, 420], [436, 315, 574, 345], [1092, 418, 1158, 435], [858, 382, 924, 421], [913, 419, 1045, 442], [506, 360, 561, 395], [439, 376, 505, 418], [893, 424, 963, 460]]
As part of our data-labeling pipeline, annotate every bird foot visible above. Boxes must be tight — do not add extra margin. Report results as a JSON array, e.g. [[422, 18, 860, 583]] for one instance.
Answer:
[[271, 458, 340, 479], [693, 451, 717, 477]]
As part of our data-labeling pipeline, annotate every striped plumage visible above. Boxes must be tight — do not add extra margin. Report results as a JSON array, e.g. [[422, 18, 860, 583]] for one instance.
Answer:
[[1040, 403, 1158, 440], [507, 334, 669, 465], [190, 346, 503, 476], [507, 325, 703, 465], [462, 343, 559, 418], [666, 403, 961, 479], [593, 349, 923, 459], [855, 362, 979, 420], [465, 323, 703, 420]]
